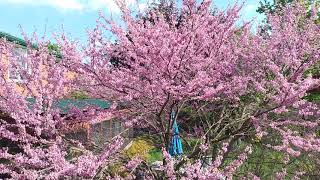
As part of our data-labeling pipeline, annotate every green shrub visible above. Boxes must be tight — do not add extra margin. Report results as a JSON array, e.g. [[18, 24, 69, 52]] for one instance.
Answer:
[[148, 148, 163, 163], [123, 139, 154, 161], [303, 92, 320, 102], [107, 162, 129, 178], [69, 90, 89, 99]]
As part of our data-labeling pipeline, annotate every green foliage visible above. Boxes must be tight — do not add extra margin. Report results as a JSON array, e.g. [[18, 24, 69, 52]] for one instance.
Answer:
[[182, 138, 201, 154], [303, 91, 320, 102], [123, 139, 154, 161], [68, 90, 90, 99], [66, 147, 84, 160], [148, 148, 163, 163], [48, 43, 62, 59], [305, 61, 320, 78], [257, 0, 295, 14], [257, 0, 320, 15], [223, 141, 319, 179], [258, 0, 320, 27], [239, 92, 266, 104], [106, 162, 129, 178]]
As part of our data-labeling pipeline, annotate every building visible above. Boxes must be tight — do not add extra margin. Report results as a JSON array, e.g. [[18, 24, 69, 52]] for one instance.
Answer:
[[56, 99, 133, 146], [0, 31, 132, 146]]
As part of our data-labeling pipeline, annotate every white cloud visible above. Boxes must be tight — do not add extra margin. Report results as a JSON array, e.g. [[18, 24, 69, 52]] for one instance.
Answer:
[[244, 4, 256, 11], [138, 3, 147, 11], [241, 1, 262, 20], [87, 0, 136, 13], [0, 0, 145, 13], [0, 0, 84, 10]]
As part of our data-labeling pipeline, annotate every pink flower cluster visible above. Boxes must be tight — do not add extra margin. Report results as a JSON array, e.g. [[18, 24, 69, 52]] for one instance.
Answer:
[[0, 35, 123, 179]]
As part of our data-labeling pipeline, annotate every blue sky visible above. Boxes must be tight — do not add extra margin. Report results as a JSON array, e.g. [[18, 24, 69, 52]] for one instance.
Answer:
[[0, 0, 266, 43]]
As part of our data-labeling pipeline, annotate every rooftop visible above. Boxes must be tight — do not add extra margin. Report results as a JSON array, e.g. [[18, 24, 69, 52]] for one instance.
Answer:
[[26, 98, 110, 114], [0, 31, 27, 47]]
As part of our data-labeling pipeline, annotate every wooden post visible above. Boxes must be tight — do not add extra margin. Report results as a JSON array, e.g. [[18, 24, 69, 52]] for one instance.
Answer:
[[109, 119, 113, 140], [87, 124, 92, 143], [100, 122, 103, 144]]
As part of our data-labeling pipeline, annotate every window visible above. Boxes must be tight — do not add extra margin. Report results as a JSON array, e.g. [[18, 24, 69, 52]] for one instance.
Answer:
[[112, 120, 122, 136], [103, 120, 110, 140], [9, 48, 27, 82], [92, 123, 102, 144]]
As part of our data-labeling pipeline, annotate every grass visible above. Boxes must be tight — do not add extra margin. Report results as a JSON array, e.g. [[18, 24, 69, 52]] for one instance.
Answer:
[[303, 90, 320, 102], [148, 148, 163, 163], [222, 141, 319, 179], [122, 135, 194, 164]]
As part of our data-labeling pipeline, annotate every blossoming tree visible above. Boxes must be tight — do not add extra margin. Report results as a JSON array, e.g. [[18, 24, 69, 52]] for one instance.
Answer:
[[62, 0, 320, 178]]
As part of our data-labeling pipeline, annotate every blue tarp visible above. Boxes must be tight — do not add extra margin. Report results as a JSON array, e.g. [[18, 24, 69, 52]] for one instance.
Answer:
[[169, 111, 183, 156]]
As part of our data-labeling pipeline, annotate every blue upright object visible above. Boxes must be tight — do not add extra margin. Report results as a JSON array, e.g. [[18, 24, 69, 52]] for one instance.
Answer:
[[169, 111, 183, 156]]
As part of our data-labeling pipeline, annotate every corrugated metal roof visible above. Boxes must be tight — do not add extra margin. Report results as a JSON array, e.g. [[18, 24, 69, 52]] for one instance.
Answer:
[[26, 98, 110, 114], [57, 99, 110, 113]]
